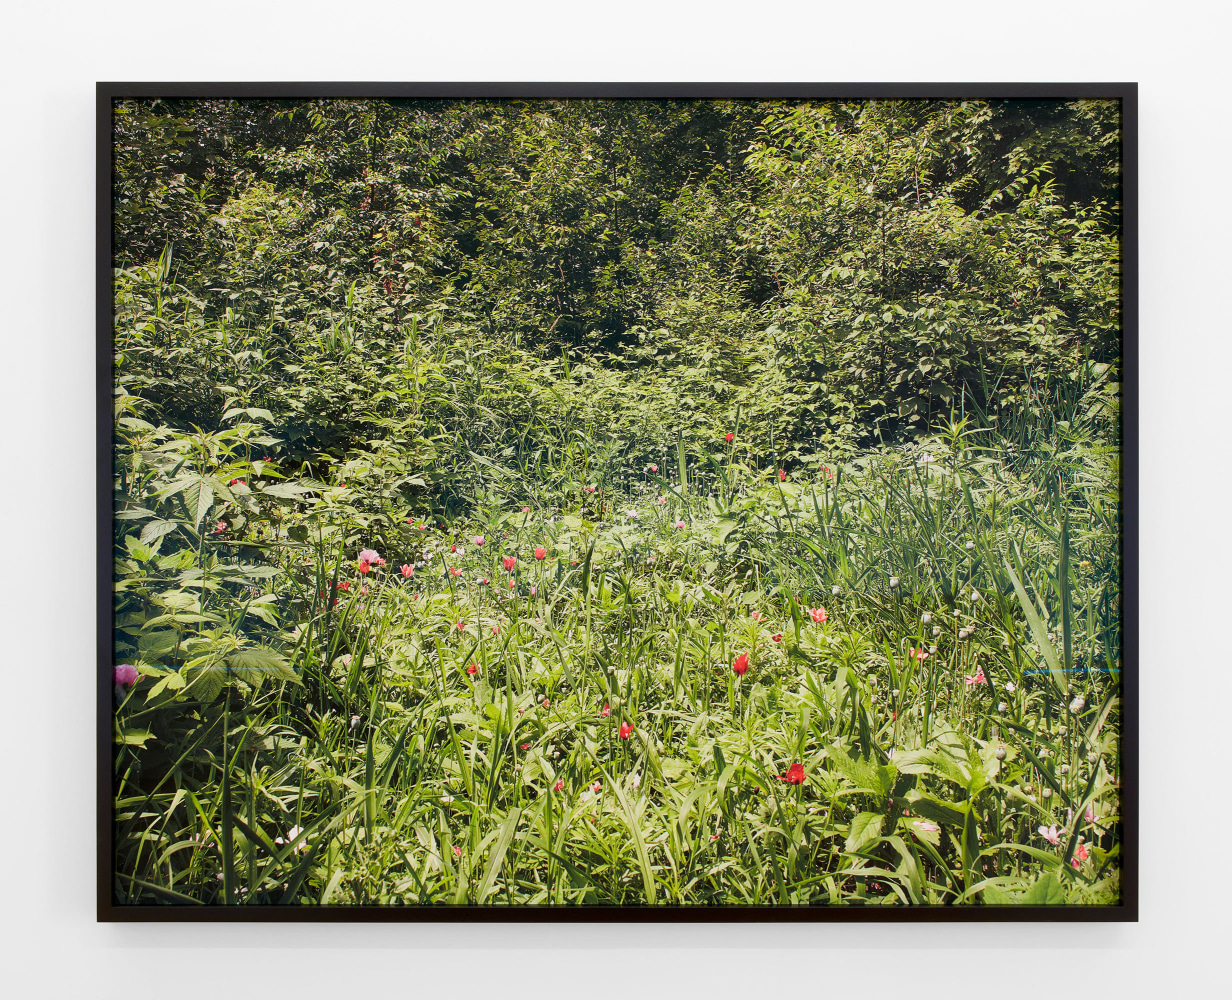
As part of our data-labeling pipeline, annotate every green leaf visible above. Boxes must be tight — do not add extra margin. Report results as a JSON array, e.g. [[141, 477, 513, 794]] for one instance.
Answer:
[[905, 789, 968, 827], [475, 808, 521, 903], [1021, 871, 1067, 905], [1005, 550, 1066, 695], [139, 519, 181, 545], [226, 646, 300, 685], [845, 811, 884, 854]]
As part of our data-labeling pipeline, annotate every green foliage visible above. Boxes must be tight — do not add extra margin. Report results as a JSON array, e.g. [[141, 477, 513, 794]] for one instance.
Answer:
[[110, 97, 1122, 908]]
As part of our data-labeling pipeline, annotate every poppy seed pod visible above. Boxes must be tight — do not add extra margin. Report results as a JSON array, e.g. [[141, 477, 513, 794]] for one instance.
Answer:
[[995, 746, 1007, 760], [966, 541, 975, 551], [931, 626, 941, 636], [1069, 696, 1086, 714], [921, 612, 932, 626]]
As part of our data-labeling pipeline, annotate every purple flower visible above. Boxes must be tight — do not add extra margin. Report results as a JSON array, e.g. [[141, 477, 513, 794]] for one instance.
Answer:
[[114, 664, 139, 689]]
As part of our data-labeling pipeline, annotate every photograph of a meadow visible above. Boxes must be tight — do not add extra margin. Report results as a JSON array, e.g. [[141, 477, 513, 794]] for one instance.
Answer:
[[106, 89, 1128, 913]]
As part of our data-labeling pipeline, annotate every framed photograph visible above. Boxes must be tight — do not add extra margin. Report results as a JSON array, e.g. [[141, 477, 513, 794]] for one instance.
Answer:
[[100, 82, 1135, 920]]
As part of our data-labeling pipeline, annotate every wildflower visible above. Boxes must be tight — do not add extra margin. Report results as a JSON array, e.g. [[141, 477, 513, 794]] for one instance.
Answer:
[[453, 845, 462, 859], [912, 820, 940, 833], [910, 646, 929, 662], [1039, 824, 1061, 845], [649, 465, 658, 473], [1071, 843, 1090, 868], [519, 743, 530, 751], [542, 698, 549, 708], [521, 506, 531, 514], [778, 763, 806, 785], [479, 577, 489, 585], [1069, 696, 1086, 714], [778, 469, 787, 481], [725, 432, 734, 442], [965, 541, 975, 551], [592, 781, 602, 794], [808, 606, 827, 624], [750, 611, 763, 622], [998, 701, 1008, 712], [630, 772, 642, 790], [674, 519, 686, 529], [534, 546, 547, 560], [359, 548, 380, 564], [400, 564, 414, 578], [831, 585, 841, 596], [771, 633, 783, 643], [113, 664, 139, 695], [473, 535, 485, 547], [920, 453, 934, 465], [359, 586, 368, 596], [229, 478, 247, 487], [214, 521, 226, 534], [732, 653, 750, 676], [508, 579, 515, 589], [656, 495, 666, 505], [449, 567, 461, 577], [466, 662, 478, 675], [337, 581, 350, 592], [1004, 681, 1016, 694], [357, 560, 371, 574], [441, 794, 454, 804], [503, 556, 517, 571], [619, 722, 634, 739], [627, 511, 639, 520], [530, 586, 537, 596], [586, 485, 596, 493], [1086, 806, 1096, 824], [601, 702, 611, 717], [553, 778, 564, 792], [274, 825, 306, 853], [456, 621, 465, 631], [964, 668, 987, 686]]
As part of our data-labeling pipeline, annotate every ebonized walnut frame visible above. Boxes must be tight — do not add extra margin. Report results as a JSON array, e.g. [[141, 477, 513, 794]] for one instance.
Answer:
[[96, 81, 1138, 923]]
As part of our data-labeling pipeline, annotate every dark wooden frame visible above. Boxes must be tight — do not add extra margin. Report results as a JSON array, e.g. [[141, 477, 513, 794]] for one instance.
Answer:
[[98, 81, 1137, 922]]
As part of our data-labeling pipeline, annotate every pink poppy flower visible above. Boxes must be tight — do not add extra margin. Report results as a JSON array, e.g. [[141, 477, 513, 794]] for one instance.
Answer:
[[520, 743, 530, 751], [337, 581, 350, 592], [229, 479, 247, 487], [114, 664, 139, 690], [778, 763, 806, 785], [586, 485, 596, 493], [534, 546, 547, 560], [674, 519, 686, 529], [620, 722, 634, 739], [750, 611, 763, 622], [453, 845, 462, 858], [591, 781, 602, 794], [214, 521, 226, 533], [503, 556, 517, 571], [401, 564, 414, 577], [732, 653, 749, 676], [649, 465, 658, 473], [521, 506, 530, 514], [466, 662, 478, 676], [1038, 824, 1061, 844], [542, 698, 549, 708], [910, 646, 929, 661], [1071, 843, 1090, 868], [964, 668, 987, 686], [553, 778, 564, 792], [473, 535, 485, 546], [601, 702, 611, 717], [456, 621, 465, 631], [778, 469, 787, 482], [808, 606, 827, 624], [359, 549, 380, 564]]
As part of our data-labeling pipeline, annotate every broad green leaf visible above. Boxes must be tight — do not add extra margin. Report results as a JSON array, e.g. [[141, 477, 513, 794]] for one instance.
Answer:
[[845, 811, 884, 854]]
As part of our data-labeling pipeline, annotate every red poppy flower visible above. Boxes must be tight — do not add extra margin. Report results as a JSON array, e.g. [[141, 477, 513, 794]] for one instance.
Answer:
[[519, 743, 530, 751], [534, 546, 547, 560], [778, 763, 806, 785], [553, 778, 564, 792], [808, 606, 827, 624], [619, 722, 634, 739], [601, 702, 611, 717], [725, 432, 734, 442], [456, 621, 465, 631], [542, 698, 550, 708], [449, 566, 461, 576], [400, 564, 414, 578], [357, 560, 371, 574], [771, 633, 783, 642], [732, 652, 749, 676], [337, 581, 350, 591], [778, 469, 787, 482], [503, 556, 517, 571], [466, 662, 478, 675]]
